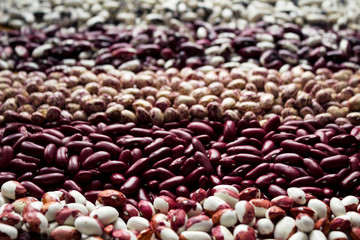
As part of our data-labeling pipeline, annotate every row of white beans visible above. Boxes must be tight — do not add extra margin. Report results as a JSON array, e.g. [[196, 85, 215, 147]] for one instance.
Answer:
[[1, 180, 360, 239]]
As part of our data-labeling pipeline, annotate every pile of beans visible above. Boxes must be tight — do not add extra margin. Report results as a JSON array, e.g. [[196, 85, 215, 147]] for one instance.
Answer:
[[0, 117, 359, 204], [0, 66, 360, 126], [1, 181, 360, 240], [1, 0, 360, 30]]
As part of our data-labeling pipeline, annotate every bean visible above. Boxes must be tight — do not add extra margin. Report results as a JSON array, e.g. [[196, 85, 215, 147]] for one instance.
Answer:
[[82, 151, 110, 170], [130, 128, 153, 137], [84, 191, 101, 203], [0, 146, 14, 170], [208, 149, 221, 165], [152, 157, 173, 169], [261, 140, 275, 155], [102, 123, 129, 136], [320, 155, 349, 171], [315, 143, 340, 156], [180, 158, 197, 176], [88, 133, 112, 143], [302, 158, 323, 178], [33, 173, 65, 186], [184, 167, 205, 187], [300, 187, 324, 198], [349, 157, 359, 172], [63, 180, 83, 193], [159, 176, 185, 190], [168, 156, 186, 173], [273, 163, 301, 180], [255, 173, 278, 187], [268, 184, 287, 198], [309, 149, 330, 160], [99, 160, 128, 173], [20, 181, 44, 199], [187, 122, 215, 137], [164, 135, 187, 148], [222, 176, 243, 185], [110, 173, 126, 185], [315, 174, 340, 188], [8, 159, 37, 173], [226, 137, 249, 149], [229, 164, 253, 176], [148, 147, 171, 164], [118, 149, 131, 164], [194, 151, 214, 174], [55, 147, 69, 168], [227, 145, 262, 156], [281, 140, 310, 156], [169, 129, 193, 144], [157, 168, 176, 181], [245, 163, 270, 180], [242, 128, 266, 140], [73, 171, 93, 183], [223, 120, 236, 142], [275, 153, 303, 165], [125, 158, 149, 177], [29, 133, 62, 147], [20, 141, 44, 157], [192, 138, 206, 155], [264, 115, 281, 133], [329, 134, 358, 148], [234, 153, 263, 165], [0, 173, 16, 185], [120, 176, 141, 196], [340, 171, 360, 189]]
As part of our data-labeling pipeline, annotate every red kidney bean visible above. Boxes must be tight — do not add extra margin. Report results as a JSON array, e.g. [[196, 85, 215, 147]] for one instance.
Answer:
[[169, 129, 193, 144], [73, 170, 93, 183], [176, 185, 190, 198], [130, 128, 153, 137], [337, 168, 350, 181], [273, 163, 300, 180], [281, 140, 310, 156], [223, 120, 236, 142], [172, 145, 185, 158], [12, 134, 29, 152], [120, 176, 141, 196], [300, 187, 324, 198], [229, 164, 253, 176], [0, 173, 16, 185], [209, 175, 223, 186], [192, 138, 206, 155], [340, 171, 360, 189], [33, 173, 65, 185], [136, 188, 151, 202], [66, 141, 93, 154], [20, 141, 44, 157], [141, 169, 157, 180], [157, 167, 176, 181], [60, 125, 83, 135], [227, 145, 262, 156], [261, 140, 275, 155], [208, 149, 220, 165], [94, 141, 121, 158], [74, 124, 96, 135], [88, 133, 112, 143], [271, 132, 297, 145], [263, 131, 275, 142], [168, 156, 186, 173], [63, 180, 83, 193], [147, 180, 159, 190], [234, 153, 263, 165], [309, 149, 329, 160], [43, 143, 56, 165], [315, 174, 340, 188], [249, 138, 263, 150], [110, 173, 125, 185], [242, 128, 266, 140], [159, 190, 176, 200], [130, 148, 143, 164], [9, 158, 37, 173], [278, 125, 298, 134], [314, 131, 328, 144], [275, 178, 288, 188], [148, 147, 171, 164], [21, 181, 45, 199], [0, 146, 14, 169], [16, 153, 41, 165], [99, 160, 128, 173], [297, 129, 309, 137], [222, 176, 243, 185], [37, 167, 64, 175], [17, 172, 33, 182], [101, 124, 129, 136], [194, 151, 214, 174], [159, 176, 185, 190], [212, 142, 227, 153], [180, 157, 197, 176], [226, 137, 249, 149], [264, 115, 281, 133], [67, 155, 80, 175], [325, 124, 347, 135], [82, 151, 110, 170], [293, 166, 310, 177], [1, 133, 23, 146], [118, 149, 131, 164], [43, 129, 65, 139], [288, 176, 315, 187], [315, 143, 340, 156], [85, 190, 101, 203], [275, 153, 303, 165], [120, 137, 153, 149], [320, 155, 349, 171], [187, 122, 215, 137], [55, 146, 69, 168], [86, 179, 102, 191], [349, 156, 359, 172], [184, 167, 205, 186], [245, 163, 270, 180], [152, 130, 176, 139], [125, 157, 149, 177], [62, 133, 83, 146], [29, 132, 62, 147], [241, 180, 256, 188], [219, 157, 237, 169], [298, 122, 316, 134], [302, 158, 324, 178], [184, 144, 195, 157], [329, 134, 358, 148], [164, 135, 187, 148], [152, 157, 173, 169], [255, 172, 278, 187], [268, 184, 287, 198]]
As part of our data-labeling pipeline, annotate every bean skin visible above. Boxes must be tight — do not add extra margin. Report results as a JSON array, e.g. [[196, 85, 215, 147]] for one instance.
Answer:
[[120, 176, 141, 196]]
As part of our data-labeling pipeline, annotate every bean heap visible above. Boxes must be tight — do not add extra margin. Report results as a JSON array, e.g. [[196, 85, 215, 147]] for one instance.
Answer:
[[1, 0, 360, 239]]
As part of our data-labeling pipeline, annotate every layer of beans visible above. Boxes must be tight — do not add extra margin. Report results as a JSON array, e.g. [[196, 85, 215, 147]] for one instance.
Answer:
[[0, 66, 360, 126], [0, 116, 359, 204], [1, 181, 360, 240], [1, 24, 360, 73], [1, 0, 360, 30]]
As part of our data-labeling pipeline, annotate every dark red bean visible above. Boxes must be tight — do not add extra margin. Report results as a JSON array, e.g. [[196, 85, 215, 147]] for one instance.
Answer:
[[315, 143, 340, 156], [261, 140, 275, 155], [263, 115, 281, 133], [223, 120, 236, 142], [0, 173, 16, 185], [241, 180, 256, 188], [136, 188, 151, 202], [130, 148, 143, 164], [164, 135, 187, 148], [118, 149, 131, 164], [130, 128, 153, 137], [234, 153, 263, 165], [169, 129, 193, 144], [249, 138, 263, 150], [121, 137, 153, 149], [192, 138, 206, 155], [66, 141, 93, 154], [63, 180, 83, 193], [255, 173, 278, 187], [187, 122, 215, 137], [176, 185, 190, 198], [273, 163, 300, 180], [8, 158, 37, 173], [94, 141, 121, 158], [315, 174, 340, 188], [21, 181, 45, 199], [281, 140, 310, 156], [264, 149, 283, 162], [320, 155, 349, 171], [271, 133, 297, 145], [210, 175, 222, 186], [300, 187, 324, 198], [152, 130, 176, 139], [1, 133, 23, 146], [120, 176, 141, 196], [245, 163, 270, 179], [60, 125, 83, 136], [88, 133, 112, 143], [296, 129, 309, 137], [229, 164, 253, 176], [43, 129, 65, 139], [340, 171, 360, 189], [37, 167, 64, 175], [222, 176, 243, 185], [242, 128, 265, 140], [55, 146, 69, 168], [349, 156, 359, 172], [184, 144, 195, 157], [219, 157, 237, 169], [125, 157, 149, 177], [29, 133, 62, 147], [302, 158, 323, 178], [73, 170, 93, 183], [82, 151, 110, 170], [67, 156, 80, 175], [159, 176, 185, 190], [152, 157, 173, 169], [227, 145, 262, 156], [16, 153, 40, 165], [0, 146, 14, 170], [194, 151, 214, 174], [33, 173, 65, 185], [268, 184, 287, 198], [274, 153, 303, 165], [141, 169, 157, 180], [147, 180, 159, 190], [168, 156, 186, 173], [263, 131, 275, 142], [212, 142, 227, 153], [322, 188, 334, 198], [20, 141, 44, 158], [309, 149, 329, 160], [329, 134, 358, 148], [226, 137, 249, 149], [12, 135, 29, 152], [184, 167, 205, 186], [110, 173, 126, 185], [157, 168, 176, 181], [85, 191, 102, 203], [18, 172, 33, 182], [314, 131, 328, 144], [159, 190, 176, 200], [274, 178, 288, 189], [172, 145, 185, 159], [208, 149, 221, 165], [99, 160, 128, 173], [298, 122, 316, 134], [148, 147, 171, 164], [289, 176, 315, 187], [144, 138, 163, 156], [102, 124, 129, 136], [293, 167, 309, 177], [43, 144, 56, 165]]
